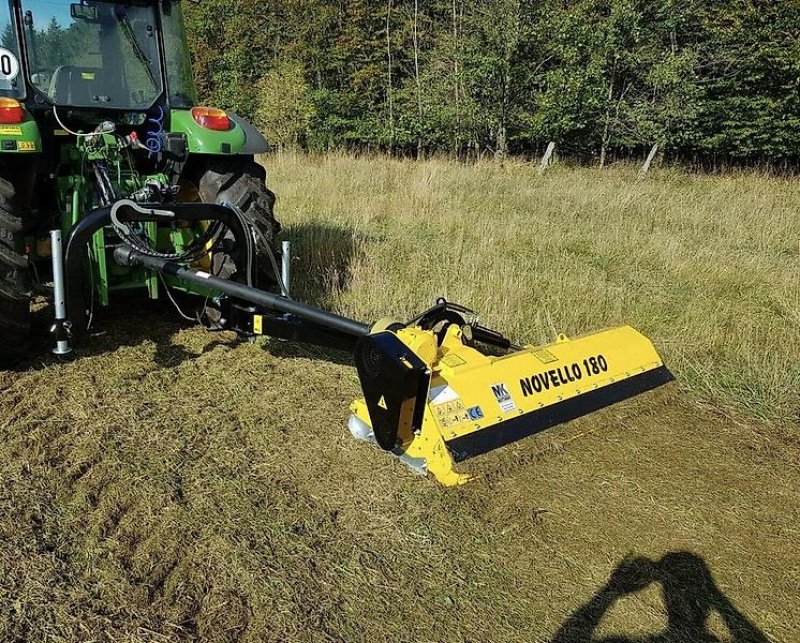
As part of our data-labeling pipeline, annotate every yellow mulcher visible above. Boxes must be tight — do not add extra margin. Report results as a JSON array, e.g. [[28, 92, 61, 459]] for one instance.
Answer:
[[100, 228, 671, 487], [348, 300, 672, 485]]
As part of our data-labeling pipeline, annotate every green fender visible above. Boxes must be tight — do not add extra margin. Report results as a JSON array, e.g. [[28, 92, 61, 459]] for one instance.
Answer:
[[170, 109, 269, 155], [0, 107, 42, 154]]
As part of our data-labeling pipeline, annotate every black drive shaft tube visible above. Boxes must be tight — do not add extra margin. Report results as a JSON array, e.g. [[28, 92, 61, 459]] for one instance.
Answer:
[[114, 246, 371, 340]]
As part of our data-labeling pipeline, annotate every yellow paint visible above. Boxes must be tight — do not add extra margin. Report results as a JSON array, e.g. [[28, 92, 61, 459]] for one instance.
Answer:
[[351, 324, 668, 486], [253, 315, 263, 335]]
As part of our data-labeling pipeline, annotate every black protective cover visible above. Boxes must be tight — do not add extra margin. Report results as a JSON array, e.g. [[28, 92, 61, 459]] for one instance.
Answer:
[[354, 332, 431, 451]]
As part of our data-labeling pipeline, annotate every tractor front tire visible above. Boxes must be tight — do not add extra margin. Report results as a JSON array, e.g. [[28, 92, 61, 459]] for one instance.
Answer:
[[0, 176, 30, 366], [197, 157, 281, 289]]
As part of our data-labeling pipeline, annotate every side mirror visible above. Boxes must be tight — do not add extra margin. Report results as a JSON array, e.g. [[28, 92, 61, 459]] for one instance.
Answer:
[[70, 3, 98, 21]]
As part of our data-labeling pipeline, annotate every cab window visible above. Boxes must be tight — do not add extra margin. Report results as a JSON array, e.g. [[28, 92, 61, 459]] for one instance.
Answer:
[[19, 1, 162, 109]]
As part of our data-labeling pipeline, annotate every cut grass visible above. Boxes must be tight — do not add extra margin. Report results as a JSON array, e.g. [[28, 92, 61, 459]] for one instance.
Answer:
[[0, 154, 798, 642]]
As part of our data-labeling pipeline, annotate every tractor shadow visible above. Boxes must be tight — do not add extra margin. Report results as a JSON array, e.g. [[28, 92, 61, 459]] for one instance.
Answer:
[[261, 338, 355, 368], [18, 223, 368, 372], [25, 297, 219, 370], [551, 551, 768, 643], [258, 221, 372, 368]]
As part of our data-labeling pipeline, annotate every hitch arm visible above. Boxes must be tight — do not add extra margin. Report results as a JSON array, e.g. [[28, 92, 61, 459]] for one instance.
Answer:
[[64, 202, 253, 341]]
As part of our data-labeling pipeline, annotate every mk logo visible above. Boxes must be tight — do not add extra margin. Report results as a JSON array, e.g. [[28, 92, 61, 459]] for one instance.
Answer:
[[492, 384, 510, 399]]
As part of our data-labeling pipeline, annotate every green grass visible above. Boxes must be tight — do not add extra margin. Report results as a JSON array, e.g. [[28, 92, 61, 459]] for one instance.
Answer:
[[0, 154, 798, 642]]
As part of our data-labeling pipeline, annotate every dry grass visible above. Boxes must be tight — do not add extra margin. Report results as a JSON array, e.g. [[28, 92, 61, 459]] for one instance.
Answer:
[[278, 153, 799, 429], [0, 153, 798, 642]]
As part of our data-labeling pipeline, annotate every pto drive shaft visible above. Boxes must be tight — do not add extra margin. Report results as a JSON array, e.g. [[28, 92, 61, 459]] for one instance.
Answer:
[[112, 246, 371, 339]]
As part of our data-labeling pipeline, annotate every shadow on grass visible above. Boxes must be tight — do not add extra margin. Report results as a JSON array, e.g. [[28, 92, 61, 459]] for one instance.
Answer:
[[262, 338, 355, 368], [22, 296, 219, 370], [280, 221, 373, 311], [552, 552, 767, 643]]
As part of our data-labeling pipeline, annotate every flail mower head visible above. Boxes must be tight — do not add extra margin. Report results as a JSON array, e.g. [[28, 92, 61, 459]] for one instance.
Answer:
[[349, 300, 672, 485]]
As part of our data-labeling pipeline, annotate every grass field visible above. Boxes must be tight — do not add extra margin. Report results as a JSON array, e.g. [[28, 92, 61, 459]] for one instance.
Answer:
[[0, 154, 798, 642]]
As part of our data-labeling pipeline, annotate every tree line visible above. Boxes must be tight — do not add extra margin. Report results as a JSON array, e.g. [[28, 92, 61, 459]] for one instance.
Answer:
[[184, 0, 800, 164]]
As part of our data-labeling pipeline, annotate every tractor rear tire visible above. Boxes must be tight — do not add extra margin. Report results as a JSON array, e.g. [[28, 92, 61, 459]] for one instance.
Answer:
[[197, 157, 281, 289], [0, 176, 30, 366]]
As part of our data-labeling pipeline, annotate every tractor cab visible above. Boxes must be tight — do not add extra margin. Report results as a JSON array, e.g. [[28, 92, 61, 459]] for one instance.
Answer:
[[1, 0, 197, 115]]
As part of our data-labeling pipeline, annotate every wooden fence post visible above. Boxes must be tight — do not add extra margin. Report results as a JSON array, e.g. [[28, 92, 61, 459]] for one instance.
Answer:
[[538, 141, 556, 176], [638, 143, 660, 179]]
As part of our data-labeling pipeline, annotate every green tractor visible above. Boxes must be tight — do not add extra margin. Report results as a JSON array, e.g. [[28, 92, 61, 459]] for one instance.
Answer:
[[0, 0, 675, 485], [0, 0, 281, 364]]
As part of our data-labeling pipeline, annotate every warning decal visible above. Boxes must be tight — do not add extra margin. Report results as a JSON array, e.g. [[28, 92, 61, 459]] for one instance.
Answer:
[[433, 400, 469, 429], [532, 348, 558, 364]]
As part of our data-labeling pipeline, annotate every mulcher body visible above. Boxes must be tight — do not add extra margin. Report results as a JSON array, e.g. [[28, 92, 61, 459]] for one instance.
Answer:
[[350, 321, 672, 485], [0, 1, 673, 485]]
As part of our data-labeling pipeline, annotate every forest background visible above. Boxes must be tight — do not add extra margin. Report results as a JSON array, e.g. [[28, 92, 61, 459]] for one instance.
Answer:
[[183, 0, 800, 166]]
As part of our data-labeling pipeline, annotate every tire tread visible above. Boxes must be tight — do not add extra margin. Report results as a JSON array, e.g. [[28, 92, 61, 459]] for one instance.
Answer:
[[0, 174, 31, 366]]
